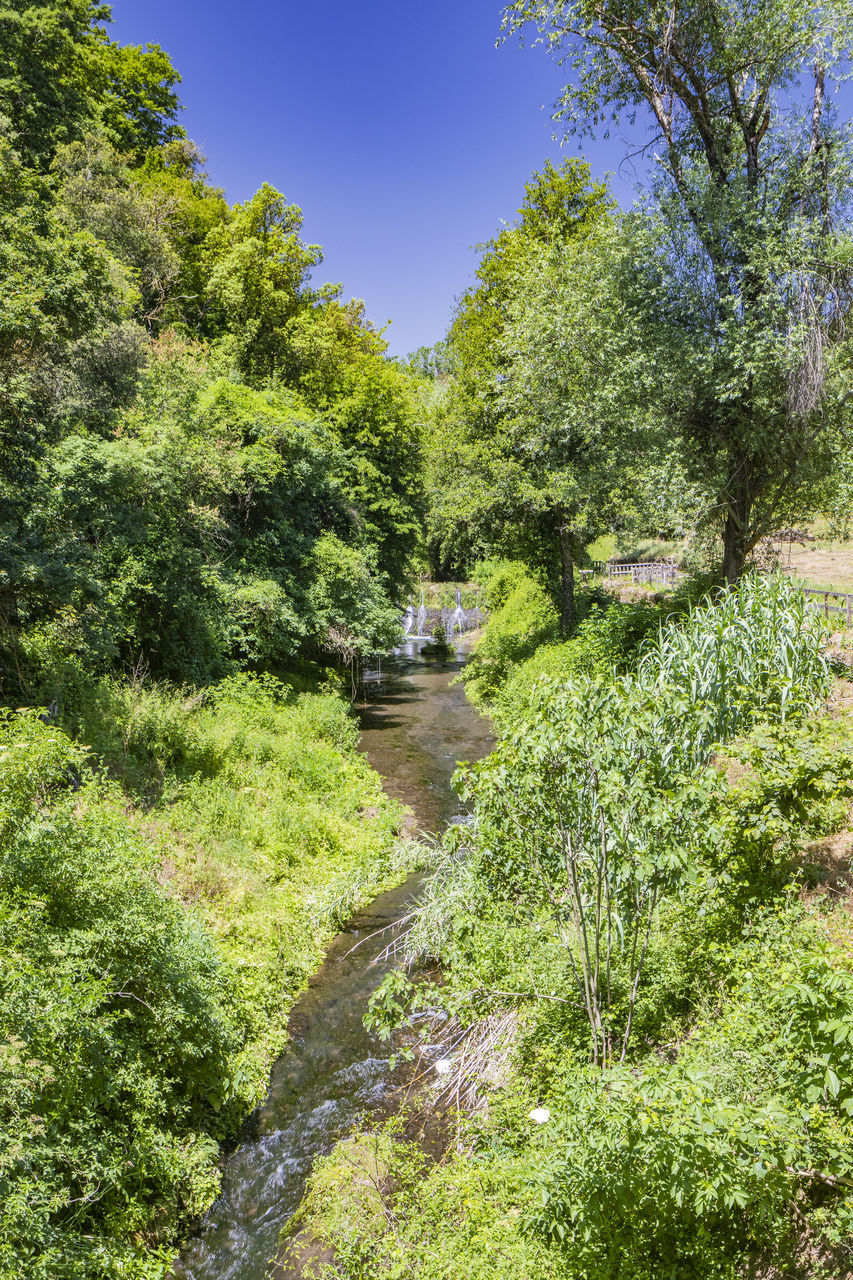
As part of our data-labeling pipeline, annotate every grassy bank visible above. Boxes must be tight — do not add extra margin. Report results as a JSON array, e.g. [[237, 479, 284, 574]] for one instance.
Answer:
[[0, 672, 411, 1279], [285, 572, 853, 1280]]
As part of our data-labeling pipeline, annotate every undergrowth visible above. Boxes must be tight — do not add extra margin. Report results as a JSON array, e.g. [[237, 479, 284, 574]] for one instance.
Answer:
[[0, 671, 410, 1279], [288, 576, 853, 1280], [459, 558, 715, 711]]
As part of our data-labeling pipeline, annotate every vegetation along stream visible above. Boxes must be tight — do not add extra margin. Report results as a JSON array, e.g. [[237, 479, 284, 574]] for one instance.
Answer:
[[171, 639, 493, 1280], [5, 4, 853, 1275]]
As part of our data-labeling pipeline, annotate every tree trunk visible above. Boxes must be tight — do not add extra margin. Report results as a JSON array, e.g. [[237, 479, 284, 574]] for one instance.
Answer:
[[721, 468, 753, 584], [558, 526, 575, 632]]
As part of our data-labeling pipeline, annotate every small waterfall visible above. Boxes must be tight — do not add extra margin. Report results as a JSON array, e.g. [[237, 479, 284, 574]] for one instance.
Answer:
[[447, 587, 466, 639], [399, 587, 485, 640], [416, 587, 428, 638]]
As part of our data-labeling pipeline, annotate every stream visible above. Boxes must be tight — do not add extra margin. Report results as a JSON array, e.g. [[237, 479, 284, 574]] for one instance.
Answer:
[[171, 638, 492, 1280]]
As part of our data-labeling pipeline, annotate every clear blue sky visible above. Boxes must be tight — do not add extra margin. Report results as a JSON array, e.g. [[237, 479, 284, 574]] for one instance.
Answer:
[[108, 0, 641, 355]]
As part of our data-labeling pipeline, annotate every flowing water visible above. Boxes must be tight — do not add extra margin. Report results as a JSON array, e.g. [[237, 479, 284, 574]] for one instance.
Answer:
[[171, 639, 492, 1280]]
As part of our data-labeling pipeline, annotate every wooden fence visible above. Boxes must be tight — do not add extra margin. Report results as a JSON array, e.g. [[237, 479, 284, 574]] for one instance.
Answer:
[[605, 560, 681, 586], [803, 587, 853, 625], [591, 566, 852, 621]]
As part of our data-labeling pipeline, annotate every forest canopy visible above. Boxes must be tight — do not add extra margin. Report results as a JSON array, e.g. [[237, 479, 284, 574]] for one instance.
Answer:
[[0, 0, 425, 698]]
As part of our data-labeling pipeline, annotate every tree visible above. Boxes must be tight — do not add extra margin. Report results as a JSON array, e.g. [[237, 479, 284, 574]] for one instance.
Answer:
[[203, 183, 323, 381], [55, 135, 181, 329], [0, 123, 132, 652], [54, 135, 228, 334], [0, 2, 182, 169], [425, 157, 614, 623], [399, 340, 456, 380], [503, 0, 853, 582], [0, 11, 426, 687], [497, 222, 676, 628], [282, 296, 427, 601], [134, 140, 228, 333], [97, 39, 184, 161]]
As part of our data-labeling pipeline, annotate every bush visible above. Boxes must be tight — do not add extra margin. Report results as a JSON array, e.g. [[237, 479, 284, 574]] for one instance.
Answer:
[[0, 711, 238, 1278], [474, 559, 535, 612], [469, 570, 718, 717], [528, 912, 853, 1279], [461, 576, 558, 704], [494, 593, 666, 719]]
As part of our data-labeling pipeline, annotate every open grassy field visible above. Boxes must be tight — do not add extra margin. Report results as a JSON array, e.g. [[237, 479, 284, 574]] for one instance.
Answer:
[[782, 537, 853, 594]]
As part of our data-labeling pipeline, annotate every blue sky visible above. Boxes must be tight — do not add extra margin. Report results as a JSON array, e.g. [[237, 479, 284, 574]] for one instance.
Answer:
[[107, 5, 853, 356], [109, 1, 641, 355]]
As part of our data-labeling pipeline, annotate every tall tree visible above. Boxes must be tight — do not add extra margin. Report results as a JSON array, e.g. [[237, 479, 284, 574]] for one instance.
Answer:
[[0, 1, 182, 169], [203, 183, 323, 381], [498, 221, 685, 628], [426, 157, 614, 623], [503, 0, 853, 582]]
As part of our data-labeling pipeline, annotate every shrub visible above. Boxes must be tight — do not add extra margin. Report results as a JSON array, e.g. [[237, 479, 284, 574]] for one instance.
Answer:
[[0, 671, 407, 1277], [474, 559, 534, 612], [0, 712, 238, 1278], [528, 912, 853, 1279], [495, 594, 666, 718], [461, 576, 558, 704]]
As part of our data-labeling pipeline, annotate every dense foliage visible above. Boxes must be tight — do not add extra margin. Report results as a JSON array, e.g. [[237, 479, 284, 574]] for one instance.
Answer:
[[292, 577, 853, 1278], [0, 710, 235, 1278], [0, 674, 408, 1278], [421, 160, 619, 620], [0, 3, 424, 697]]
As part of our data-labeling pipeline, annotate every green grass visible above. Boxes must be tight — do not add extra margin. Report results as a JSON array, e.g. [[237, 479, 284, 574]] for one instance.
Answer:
[[80, 673, 417, 1102], [144, 678, 415, 1092], [0, 671, 417, 1278], [584, 534, 687, 567], [584, 533, 618, 564]]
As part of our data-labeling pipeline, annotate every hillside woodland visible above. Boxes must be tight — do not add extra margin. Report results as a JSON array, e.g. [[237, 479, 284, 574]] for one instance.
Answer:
[[3, 1, 853, 1278]]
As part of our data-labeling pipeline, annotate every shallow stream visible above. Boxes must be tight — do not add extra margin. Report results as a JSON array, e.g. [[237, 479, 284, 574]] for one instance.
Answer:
[[171, 640, 492, 1280]]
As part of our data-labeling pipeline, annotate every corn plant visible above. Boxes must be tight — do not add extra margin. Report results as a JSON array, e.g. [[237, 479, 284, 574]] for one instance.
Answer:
[[454, 573, 830, 1067], [640, 573, 830, 769]]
